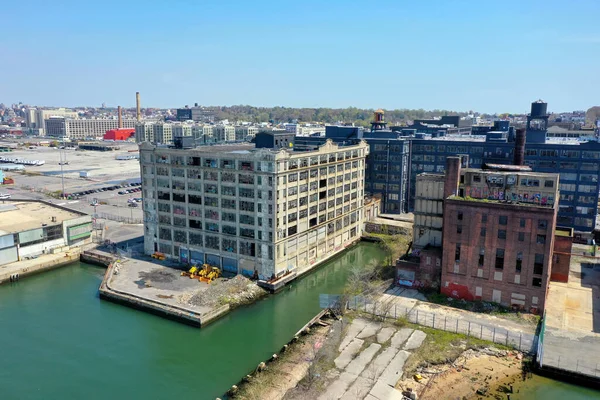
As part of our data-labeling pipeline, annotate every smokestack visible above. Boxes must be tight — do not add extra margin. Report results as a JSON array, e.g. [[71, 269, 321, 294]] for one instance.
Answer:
[[513, 128, 526, 166], [136, 92, 141, 121], [444, 157, 462, 199], [117, 106, 122, 129]]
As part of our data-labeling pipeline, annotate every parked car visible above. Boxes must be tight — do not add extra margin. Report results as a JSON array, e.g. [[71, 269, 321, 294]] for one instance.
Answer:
[[128, 202, 138, 207], [118, 191, 126, 195]]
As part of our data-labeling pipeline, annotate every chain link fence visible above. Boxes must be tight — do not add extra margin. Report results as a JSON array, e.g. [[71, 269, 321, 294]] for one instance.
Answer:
[[95, 212, 142, 225], [347, 298, 538, 354]]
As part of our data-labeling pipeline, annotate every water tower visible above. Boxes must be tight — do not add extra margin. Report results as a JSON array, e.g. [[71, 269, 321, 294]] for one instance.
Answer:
[[526, 100, 549, 143], [371, 109, 387, 132]]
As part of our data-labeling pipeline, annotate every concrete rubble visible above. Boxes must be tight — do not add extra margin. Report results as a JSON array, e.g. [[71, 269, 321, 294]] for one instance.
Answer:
[[319, 317, 427, 400]]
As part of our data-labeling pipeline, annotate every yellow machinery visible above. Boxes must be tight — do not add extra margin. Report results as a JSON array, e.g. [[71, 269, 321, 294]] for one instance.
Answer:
[[180, 264, 220, 283], [151, 252, 166, 260], [199, 265, 221, 283], [181, 265, 199, 278]]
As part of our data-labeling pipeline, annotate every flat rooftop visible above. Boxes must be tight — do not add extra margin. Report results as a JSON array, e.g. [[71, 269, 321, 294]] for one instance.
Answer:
[[0, 201, 84, 235]]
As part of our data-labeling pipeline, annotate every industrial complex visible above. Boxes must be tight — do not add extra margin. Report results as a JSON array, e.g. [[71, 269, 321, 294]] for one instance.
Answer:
[[139, 139, 369, 286]]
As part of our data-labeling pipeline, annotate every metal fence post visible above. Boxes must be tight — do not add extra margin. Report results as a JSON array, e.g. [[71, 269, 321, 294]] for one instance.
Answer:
[[456, 319, 459, 333], [468, 321, 471, 337], [493, 327, 496, 342], [505, 331, 508, 346], [480, 325, 483, 339], [416, 309, 419, 324], [444, 316, 447, 330], [433, 314, 436, 329], [519, 333, 522, 350], [394, 304, 397, 319]]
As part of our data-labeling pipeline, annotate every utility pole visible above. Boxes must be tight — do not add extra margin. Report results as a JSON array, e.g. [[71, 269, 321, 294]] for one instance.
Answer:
[[60, 136, 66, 199]]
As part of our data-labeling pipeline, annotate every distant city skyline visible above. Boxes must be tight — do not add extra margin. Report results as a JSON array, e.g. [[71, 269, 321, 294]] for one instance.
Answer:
[[2, 0, 599, 114]]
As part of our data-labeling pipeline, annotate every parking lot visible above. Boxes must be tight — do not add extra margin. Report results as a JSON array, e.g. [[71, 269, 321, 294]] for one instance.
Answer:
[[0, 140, 144, 222]]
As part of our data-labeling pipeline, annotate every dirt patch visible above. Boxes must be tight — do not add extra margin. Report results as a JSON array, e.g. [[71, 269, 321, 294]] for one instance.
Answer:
[[234, 324, 332, 400], [396, 349, 527, 400], [139, 268, 178, 283]]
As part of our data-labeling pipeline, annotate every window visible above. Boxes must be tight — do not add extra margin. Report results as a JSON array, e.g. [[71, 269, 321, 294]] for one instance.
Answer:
[[534, 254, 544, 275], [544, 180, 554, 188], [495, 249, 505, 269], [480, 227, 486, 237], [516, 252, 523, 273], [520, 219, 526, 228], [457, 225, 462, 234], [532, 278, 542, 287], [481, 214, 487, 223], [538, 220, 548, 230], [499, 216, 508, 225], [518, 232, 525, 242], [498, 230, 506, 239], [478, 248, 485, 267], [457, 212, 463, 221], [455, 244, 461, 262], [536, 234, 546, 244], [473, 175, 481, 183]]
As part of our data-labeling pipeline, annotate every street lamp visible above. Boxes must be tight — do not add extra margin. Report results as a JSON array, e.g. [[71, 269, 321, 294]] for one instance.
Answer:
[[60, 136, 66, 199]]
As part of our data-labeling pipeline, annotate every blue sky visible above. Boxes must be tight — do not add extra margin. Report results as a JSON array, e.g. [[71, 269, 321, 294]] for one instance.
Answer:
[[2, 0, 599, 113]]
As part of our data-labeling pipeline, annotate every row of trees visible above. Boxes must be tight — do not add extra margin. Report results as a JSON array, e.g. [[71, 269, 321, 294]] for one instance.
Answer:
[[211, 105, 470, 126]]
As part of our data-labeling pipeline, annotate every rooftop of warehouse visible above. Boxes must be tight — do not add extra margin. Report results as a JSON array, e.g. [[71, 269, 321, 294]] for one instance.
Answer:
[[0, 201, 85, 235]]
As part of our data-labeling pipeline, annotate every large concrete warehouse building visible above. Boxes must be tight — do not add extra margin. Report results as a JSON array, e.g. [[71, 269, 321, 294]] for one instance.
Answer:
[[0, 201, 92, 266], [139, 139, 369, 282]]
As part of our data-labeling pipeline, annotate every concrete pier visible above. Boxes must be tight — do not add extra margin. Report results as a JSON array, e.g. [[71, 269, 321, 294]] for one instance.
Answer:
[[98, 258, 230, 327], [0, 249, 84, 285]]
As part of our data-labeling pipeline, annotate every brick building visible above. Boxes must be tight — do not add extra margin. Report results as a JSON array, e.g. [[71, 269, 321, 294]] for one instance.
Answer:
[[551, 227, 573, 283], [440, 157, 559, 313]]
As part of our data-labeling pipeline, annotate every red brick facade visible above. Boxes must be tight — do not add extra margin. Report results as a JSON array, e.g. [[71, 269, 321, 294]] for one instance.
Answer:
[[551, 229, 573, 283], [441, 199, 557, 313]]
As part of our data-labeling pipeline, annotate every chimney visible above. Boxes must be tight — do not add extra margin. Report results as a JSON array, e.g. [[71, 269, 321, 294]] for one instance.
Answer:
[[136, 92, 141, 121], [444, 156, 461, 199], [117, 106, 122, 129], [513, 128, 526, 166]]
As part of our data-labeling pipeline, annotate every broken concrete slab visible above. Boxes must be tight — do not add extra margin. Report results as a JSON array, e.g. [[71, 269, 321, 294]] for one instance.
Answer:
[[356, 320, 382, 339], [335, 338, 364, 369], [339, 318, 368, 352], [403, 330, 427, 350], [346, 343, 382, 376], [376, 326, 396, 344], [361, 346, 399, 381], [390, 328, 414, 349], [318, 371, 357, 400], [340, 376, 372, 400], [379, 350, 410, 387]]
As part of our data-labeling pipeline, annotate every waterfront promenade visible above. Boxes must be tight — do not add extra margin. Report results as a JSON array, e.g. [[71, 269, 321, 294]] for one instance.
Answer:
[[538, 253, 600, 381]]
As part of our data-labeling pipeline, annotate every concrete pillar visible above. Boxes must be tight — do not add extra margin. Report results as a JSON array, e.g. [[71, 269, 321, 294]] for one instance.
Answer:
[[444, 156, 461, 199]]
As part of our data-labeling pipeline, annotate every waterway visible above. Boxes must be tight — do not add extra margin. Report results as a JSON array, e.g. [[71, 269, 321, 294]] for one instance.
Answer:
[[0, 242, 598, 400], [0, 243, 383, 399]]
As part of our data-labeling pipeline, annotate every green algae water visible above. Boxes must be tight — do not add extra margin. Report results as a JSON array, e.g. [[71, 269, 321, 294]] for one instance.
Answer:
[[0, 242, 598, 400], [0, 243, 382, 400]]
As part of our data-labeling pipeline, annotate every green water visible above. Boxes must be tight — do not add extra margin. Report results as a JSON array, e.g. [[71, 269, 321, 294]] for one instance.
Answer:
[[0, 242, 597, 400], [0, 243, 383, 400], [510, 374, 600, 399]]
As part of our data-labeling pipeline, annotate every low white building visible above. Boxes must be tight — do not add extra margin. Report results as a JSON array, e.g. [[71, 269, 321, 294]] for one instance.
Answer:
[[0, 201, 92, 265]]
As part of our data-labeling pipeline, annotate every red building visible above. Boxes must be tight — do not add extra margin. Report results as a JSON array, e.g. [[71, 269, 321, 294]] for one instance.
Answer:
[[104, 128, 135, 141], [440, 157, 559, 314]]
